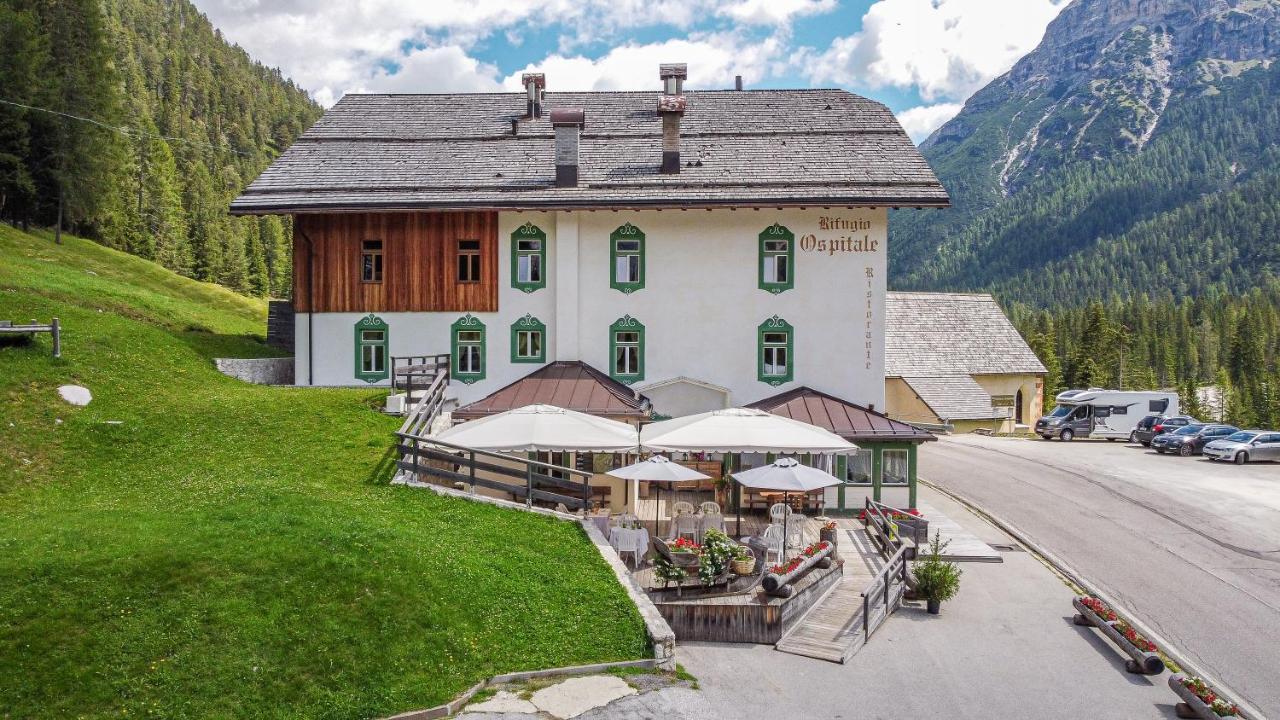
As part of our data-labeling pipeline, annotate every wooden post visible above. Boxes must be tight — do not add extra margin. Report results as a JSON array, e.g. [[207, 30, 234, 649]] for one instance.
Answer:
[[468, 450, 476, 494], [871, 447, 883, 503], [51, 318, 60, 358], [907, 444, 918, 510], [526, 460, 534, 508]]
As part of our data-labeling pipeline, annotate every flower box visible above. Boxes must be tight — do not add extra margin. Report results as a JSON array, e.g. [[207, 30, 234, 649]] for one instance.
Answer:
[[1072, 596, 1164, 675], [1169, 675, 1241, 719], [762, 541, 834, 597]]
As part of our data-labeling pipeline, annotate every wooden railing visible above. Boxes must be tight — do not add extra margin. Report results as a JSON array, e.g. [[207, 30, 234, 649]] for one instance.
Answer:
[[861, 544, 910, 640], [863, 497, 904, 557], [394, 434, 594, 511], [397, 368, 450, 437], [391, 354, 450, 394]]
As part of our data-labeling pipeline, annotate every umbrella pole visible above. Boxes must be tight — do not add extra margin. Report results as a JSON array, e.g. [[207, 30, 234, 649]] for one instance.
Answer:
[[654, 483, 660, 538]]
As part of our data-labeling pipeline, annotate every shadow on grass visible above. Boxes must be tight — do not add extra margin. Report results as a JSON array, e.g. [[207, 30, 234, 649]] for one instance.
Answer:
[[367, 443, 400, 486], [177, 329, 289, 361]]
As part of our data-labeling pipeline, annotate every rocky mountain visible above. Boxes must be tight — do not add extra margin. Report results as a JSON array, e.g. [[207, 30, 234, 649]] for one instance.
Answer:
[[890, 0, 1280, 305]]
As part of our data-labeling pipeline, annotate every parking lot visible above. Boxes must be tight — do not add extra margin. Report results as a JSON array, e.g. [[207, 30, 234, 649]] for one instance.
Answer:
[[920, 434, 1280, 716]]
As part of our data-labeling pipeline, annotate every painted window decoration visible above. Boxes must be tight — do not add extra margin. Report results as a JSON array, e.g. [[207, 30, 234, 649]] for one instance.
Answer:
[[758, 316, 794, 385], [451, 314, 486, 383], [609, 315, 645, 383], [758, 223, 794, 293], [361, 239, 383, 283], [511, 222, 546, 293], [457, 239, 482, 283], [610, 223, 645, 293], [510, 314, 546, 363], [354, 314, 389, 383]]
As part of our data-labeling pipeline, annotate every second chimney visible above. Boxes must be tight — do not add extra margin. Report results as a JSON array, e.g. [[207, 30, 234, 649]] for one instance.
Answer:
[[550, 108, 585, 187], [522, 72, 545, 119], [657, 94, 686, 174]]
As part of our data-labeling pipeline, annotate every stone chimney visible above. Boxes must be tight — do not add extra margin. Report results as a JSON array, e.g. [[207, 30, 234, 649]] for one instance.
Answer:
[[550, 108, 585, 187], [658, 63, 687, 174], [522, 72, 545, 119]]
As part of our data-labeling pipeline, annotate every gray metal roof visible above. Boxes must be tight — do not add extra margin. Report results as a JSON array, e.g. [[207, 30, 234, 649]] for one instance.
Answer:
[[885, 292, 1047, 377], [231, 90, 949, 214], [900, 375, 999, 421]]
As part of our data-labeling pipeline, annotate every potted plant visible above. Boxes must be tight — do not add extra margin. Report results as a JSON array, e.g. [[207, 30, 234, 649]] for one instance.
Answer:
[[653, 558, 688, 596], [1169, 675, 1241, 719], [819, 520, 839, 545], [698, 528, 736, 585], [730, 543, 756, 576], [913, 532, 962, 614]]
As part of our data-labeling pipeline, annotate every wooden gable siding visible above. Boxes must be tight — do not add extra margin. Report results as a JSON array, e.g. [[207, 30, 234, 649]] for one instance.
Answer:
[[293, 212, 498, 313]]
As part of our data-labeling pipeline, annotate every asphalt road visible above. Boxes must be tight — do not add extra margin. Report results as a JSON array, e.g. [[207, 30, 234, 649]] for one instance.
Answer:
[[920, 435, 1280, 717]]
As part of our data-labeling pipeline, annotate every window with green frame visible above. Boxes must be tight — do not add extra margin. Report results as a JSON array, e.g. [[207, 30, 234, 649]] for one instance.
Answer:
[[451, 314, 486, 383], [510, 314, 546, 363], [511, 222, 546, 293], [758, 316, 794, 385], [609, 223, 645, 293], [354, 314, 389, 383], [758, 223, 794, 293], [609, 315, 644, 383]]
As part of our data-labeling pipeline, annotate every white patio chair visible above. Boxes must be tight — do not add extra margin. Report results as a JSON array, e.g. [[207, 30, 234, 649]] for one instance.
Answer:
[[672, 501, 696, 516], [760, 524, 785, 566], [671, 513, 699, 542], [699, 501, 721, 515], [769, 503, 791, 525]]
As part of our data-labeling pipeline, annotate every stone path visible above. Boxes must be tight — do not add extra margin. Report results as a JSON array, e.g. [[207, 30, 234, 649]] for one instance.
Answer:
[[453, 672, 711, 720]]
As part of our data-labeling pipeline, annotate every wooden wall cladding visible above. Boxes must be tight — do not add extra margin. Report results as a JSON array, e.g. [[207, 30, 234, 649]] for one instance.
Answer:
[[293, 212, 498, 313]]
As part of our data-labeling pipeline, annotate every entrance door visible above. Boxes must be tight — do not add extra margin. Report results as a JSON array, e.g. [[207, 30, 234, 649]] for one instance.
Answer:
[[1015, 389, 1024, 424]]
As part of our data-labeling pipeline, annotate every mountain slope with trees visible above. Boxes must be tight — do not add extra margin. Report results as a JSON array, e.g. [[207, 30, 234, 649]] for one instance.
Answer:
[[890, 0, 1280, 306], [0, 0, 320, 297]]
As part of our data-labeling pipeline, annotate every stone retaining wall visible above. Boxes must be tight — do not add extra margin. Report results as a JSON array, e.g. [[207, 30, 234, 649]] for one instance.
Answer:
[[213, 357, 294, 385]]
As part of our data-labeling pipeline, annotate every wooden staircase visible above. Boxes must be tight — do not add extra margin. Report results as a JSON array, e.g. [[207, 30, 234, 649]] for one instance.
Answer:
[[775, 526, 910, 663]]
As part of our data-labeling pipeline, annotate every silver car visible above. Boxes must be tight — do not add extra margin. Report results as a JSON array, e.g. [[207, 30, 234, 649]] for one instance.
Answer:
[[1203, 430, 1280, 464]]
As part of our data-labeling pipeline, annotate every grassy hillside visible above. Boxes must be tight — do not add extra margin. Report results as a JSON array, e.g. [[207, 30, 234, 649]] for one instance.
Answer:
[[0, 226, 648, 718]]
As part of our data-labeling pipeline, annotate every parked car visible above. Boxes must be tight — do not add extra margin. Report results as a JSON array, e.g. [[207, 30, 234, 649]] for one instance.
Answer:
[[1151, 415, 1198, 436], [1132, 414, 1163, 445], [1151, 424, 1205, 453], [1152, 424, 1239, 456], [1204, 430, 1280, 464]]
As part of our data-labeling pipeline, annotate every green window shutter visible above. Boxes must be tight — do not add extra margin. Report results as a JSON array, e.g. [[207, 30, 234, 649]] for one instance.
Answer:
[[354, 314, 390, 383], [757, 315, 794, 385], [758, 223, 795, 294], [451, 314, 486, 384], [510, 222, 547, 293], [609, 223, 645, 293], [510, 314, 547, 364], [609, 315, 645, 384]]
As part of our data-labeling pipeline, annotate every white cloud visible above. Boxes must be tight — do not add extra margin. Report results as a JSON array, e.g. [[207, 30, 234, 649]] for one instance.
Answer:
[[896, 103, 963, 142], [718, 0, 836, 26], [364, 46, 505, 94], [500, 33, 783, 91], [806, 0, 1069, 102]]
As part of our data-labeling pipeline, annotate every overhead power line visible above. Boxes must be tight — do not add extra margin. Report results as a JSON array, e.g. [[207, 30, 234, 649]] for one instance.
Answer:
[[0, 97, 255, 156]]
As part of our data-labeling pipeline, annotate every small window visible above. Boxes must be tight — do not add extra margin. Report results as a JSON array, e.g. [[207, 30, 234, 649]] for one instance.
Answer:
[[609, 316, 644, 383], [1150, 399, 1169, 413], [457, 239, 481, 283], [1111, 405, 1128, 415], [609, 224, 645, 293], [361, 240, 383, 283], [758, 224, 795, 293], [758, 316, 794, 385], [844, 449, 873, 484], [510, 314, 546, 363], [511, 223, 547, 293], [883, 449, 909, 485], [451, 315, 486, 383], [1094, 406, 1111, 418], [353, 314, 389, 383]]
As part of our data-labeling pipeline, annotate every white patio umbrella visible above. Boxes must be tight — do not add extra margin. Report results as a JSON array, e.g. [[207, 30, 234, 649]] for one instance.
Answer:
[[640, 407, 857, 454], [607, 455, 711, 531], [430, 404, 639, 452], [732, 457, 845, 547]]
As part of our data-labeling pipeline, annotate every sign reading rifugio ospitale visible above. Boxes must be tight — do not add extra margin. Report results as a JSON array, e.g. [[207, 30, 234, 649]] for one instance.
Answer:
[[799, 217, 879, 255]]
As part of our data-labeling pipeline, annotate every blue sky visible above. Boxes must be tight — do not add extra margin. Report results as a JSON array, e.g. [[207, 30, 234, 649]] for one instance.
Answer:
[[194, 0, 1070, 141]]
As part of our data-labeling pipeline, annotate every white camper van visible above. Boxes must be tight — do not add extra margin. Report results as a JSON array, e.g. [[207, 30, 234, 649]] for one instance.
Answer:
[[1035, 389, 1179, 441]]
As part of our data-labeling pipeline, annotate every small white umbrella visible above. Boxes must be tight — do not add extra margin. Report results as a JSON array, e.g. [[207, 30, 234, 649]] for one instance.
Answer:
[[732, 457, 844, 544], [607, 455, 711, 532], [431, 403, 639, 452]]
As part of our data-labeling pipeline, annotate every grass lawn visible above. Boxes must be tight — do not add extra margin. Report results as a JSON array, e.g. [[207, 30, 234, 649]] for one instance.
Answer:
[[0, 226, 649, 719]]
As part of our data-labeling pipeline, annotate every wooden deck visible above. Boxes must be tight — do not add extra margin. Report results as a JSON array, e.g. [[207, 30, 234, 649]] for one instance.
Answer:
[[775, 522, 888, 663]]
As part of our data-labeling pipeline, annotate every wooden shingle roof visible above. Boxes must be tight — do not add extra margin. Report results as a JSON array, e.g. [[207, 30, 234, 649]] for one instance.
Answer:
[[900, 375, 1000, 421], [885, 292, 1047, 377], [746, 386, 935, 443], [231, 90, 948, 214], [452, 361, 651, 421]]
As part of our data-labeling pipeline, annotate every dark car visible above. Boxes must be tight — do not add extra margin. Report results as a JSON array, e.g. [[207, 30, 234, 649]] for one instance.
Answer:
[[1141, 415, 1199, 445], [1153, 424, 1239, 456], [1132, 414, 1163, 445]]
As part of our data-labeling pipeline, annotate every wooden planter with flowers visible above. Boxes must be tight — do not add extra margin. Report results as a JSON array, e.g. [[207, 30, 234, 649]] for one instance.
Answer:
[[1169, 675, 1242, 719], [1072, 596, 1165, 675], [763, 541, 834, 598]]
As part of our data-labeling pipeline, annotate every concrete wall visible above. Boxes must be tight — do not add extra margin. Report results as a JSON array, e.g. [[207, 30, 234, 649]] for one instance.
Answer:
[[213, 357, 294, 385], [296, 207, 888, 412], [638, 380, 730, 418], [884, 377, 940, 425], [972, 373, 1044, 432], [886, 374, 1044, 434]]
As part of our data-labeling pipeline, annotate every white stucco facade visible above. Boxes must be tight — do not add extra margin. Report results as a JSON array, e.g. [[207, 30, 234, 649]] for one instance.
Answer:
[[295, 207, 888, 415]]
